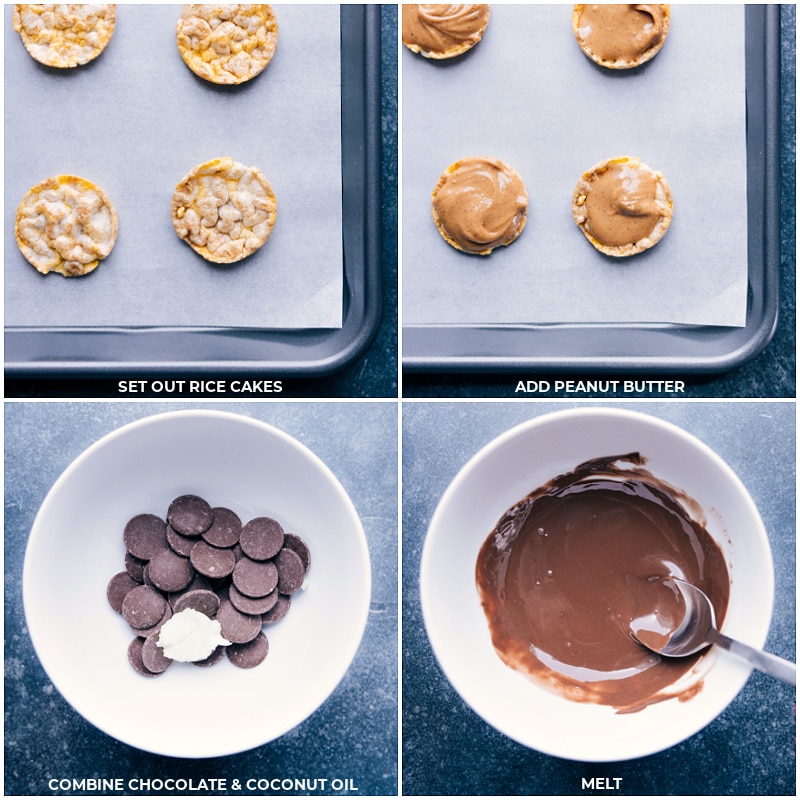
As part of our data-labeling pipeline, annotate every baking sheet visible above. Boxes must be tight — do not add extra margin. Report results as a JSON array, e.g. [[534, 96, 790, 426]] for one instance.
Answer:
[[5, 4, 343, 330], [402, 4, 748, 328]]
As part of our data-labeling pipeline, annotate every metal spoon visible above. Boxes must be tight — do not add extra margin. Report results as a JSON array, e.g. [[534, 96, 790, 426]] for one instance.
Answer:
[[632, 578, 796, 686]]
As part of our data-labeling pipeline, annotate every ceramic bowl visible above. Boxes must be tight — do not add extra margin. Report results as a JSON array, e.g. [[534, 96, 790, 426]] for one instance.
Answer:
[[421, 407, 773, 761], [24, 410, 371, 757]]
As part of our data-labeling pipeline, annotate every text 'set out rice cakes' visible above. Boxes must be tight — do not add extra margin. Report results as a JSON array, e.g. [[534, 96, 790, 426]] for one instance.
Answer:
[[176, 4, 278, 85], [171, 157, 277, 264], [15, 174, 118, 277], [12, 4, 116, 68]]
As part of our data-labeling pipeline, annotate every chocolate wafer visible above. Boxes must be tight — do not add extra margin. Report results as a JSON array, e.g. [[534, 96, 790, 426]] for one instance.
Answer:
[[227, 631, 270, 669], [107, 571, 141, 614], [111, 494, 310, 677], [240, 516, 284, 561], [147, 548, 194, 593], [190, 539, 236, 579], [232, 557, 278, 598], [167, 494, 214, 536], [124, 514, 168, 560]]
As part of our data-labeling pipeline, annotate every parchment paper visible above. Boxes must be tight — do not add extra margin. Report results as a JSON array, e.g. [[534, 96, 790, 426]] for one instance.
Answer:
[[5, 4, 343, 329], [402, 5, 748, 327]]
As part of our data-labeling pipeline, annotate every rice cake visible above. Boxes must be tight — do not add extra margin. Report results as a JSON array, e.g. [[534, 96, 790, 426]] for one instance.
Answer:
[[573, 4, 670, 70], [432, 156, 528, 255], [176, 4, 278, 85], [402, 4, 490, 60], [15, 174, 118, 277], [572, 155, 673, 257], [171, 157, 277, 264], [13, 4, 116, 68]]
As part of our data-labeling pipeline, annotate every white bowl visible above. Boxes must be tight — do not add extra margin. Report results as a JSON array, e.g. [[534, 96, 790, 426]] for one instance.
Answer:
[[421, 407, 774, 762], [24, 410, 371, 758]]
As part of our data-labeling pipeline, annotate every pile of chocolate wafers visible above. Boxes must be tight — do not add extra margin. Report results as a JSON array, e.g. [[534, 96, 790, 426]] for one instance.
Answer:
[[106, 494, 310, 676]]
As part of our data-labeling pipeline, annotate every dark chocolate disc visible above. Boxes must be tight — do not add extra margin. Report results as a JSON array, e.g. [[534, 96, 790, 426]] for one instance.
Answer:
[[202, 507, 242, 548], [283, 533, 311, 570], [217, 599, 262, 644], [229, 583, 278, 615], [275, 547, 305, 594], [132, 603, 173, 638], [107, 571, 140, 614], [168, 573, 212, 608], [172, 588, 221, 618], [227, 631, 269, 669], [124, 552, 147, 582], [141, 633, 173, 674], [124, 513, 168, 560], [166, 524, 197, 557], [147, 548, 195, 592], [142, 564, 157, 589], [121, 584, 168, 630], [239, 516, 284, 561], [262, 593, 291, 624], [232, 557, 278, 598], [128, 637, 159, 677], [189, 540, 236, 579], [167, 494, 214, 536], [193, 645, 227, 667]]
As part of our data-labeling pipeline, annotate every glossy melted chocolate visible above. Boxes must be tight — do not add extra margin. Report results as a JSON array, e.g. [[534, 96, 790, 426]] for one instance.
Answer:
[[476, 454, 730, 712]]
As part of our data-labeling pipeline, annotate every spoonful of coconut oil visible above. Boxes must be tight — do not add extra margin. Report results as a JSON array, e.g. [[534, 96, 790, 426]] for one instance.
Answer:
[[631, 577, 796, 686]]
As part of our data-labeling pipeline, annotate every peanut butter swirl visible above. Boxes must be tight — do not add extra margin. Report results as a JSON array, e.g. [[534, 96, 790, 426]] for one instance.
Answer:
[[432, 156, 528, 255], [403, 4, 490, 59], [573, 4, 670, 69], [572, 156, 673, 257]]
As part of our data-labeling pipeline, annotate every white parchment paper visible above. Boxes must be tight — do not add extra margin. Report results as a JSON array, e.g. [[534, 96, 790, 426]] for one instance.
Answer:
[[402, 5, 748, 327], [5, 4, 343, 329]]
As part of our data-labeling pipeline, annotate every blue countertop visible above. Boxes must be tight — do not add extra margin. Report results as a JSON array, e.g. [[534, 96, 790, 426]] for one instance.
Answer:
[[402, 401, 796, 795], [4, 402, 398, 796]]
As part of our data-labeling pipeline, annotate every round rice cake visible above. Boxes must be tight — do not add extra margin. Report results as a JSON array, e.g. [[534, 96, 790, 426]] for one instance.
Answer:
[[402, 4, 490, 60], [431, 156, 528, 255], [15, 174, 118, 276], [171, 157, 277, 264], [176, 4, 278, 85], [13, 4, 116, 68], [572, 4, 670, 70], [572, 155, 673, 257]]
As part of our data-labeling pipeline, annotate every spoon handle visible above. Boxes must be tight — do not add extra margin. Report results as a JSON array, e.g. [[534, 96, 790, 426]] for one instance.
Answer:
[[710, 630, 796, 686]]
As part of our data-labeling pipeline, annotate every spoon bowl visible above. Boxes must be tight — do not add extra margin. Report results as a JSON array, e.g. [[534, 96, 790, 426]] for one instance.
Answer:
[[633, 578, 796, 686]]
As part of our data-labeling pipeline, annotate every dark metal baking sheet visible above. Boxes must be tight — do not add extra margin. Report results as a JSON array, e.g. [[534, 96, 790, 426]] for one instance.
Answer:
[[402, 4, 780, 375], [5, 5, 381, 377]]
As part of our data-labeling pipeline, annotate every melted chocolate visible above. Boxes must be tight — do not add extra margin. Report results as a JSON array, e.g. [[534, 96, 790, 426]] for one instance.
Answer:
[[476, 454, 730, 713]]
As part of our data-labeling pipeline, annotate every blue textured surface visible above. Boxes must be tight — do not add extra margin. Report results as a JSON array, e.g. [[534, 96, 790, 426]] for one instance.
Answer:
[[402, 402, 796, 795], [4, 402, 398, 796]]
